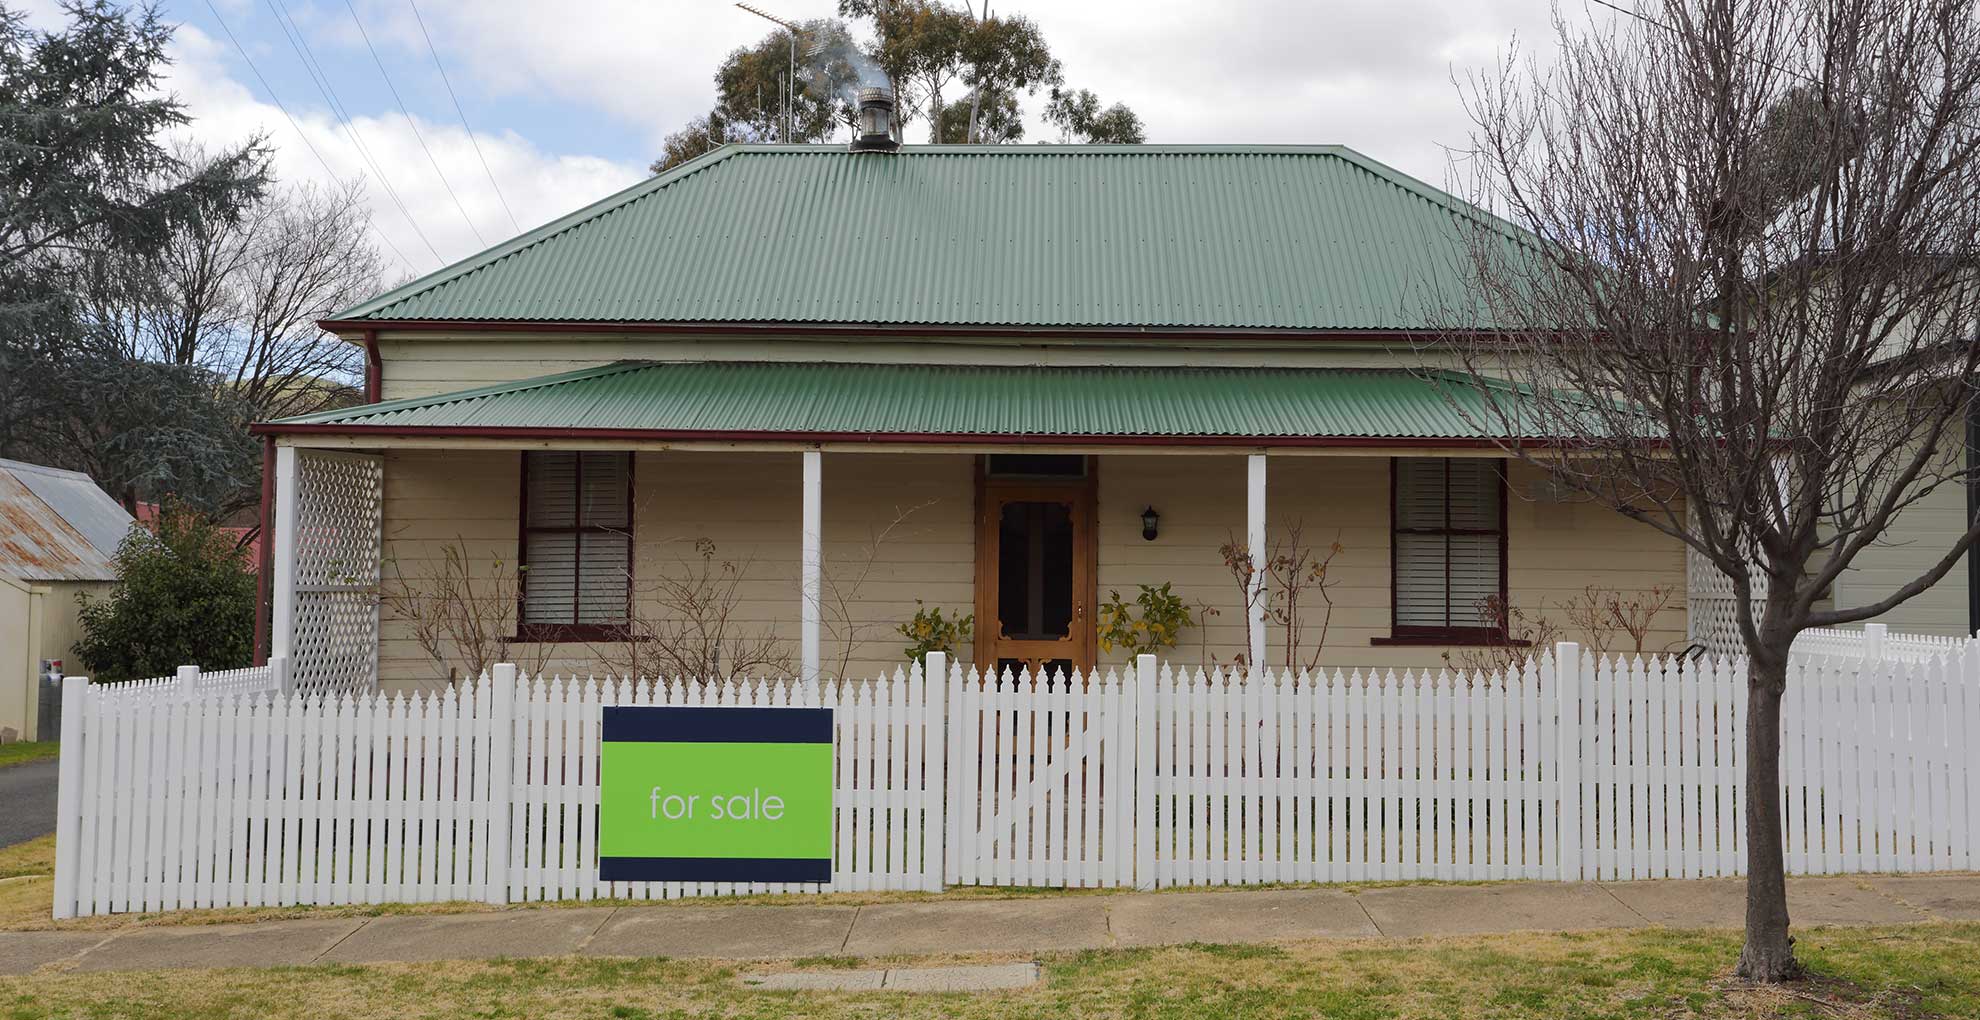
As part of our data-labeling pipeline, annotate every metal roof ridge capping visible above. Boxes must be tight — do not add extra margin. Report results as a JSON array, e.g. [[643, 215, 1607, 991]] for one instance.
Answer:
[[323, 146, 1541, 332]]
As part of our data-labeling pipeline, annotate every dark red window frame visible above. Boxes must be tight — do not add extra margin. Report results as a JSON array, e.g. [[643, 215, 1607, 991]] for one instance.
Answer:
[[1371, 457, 1513, 647], [516, 451, 635, 643]]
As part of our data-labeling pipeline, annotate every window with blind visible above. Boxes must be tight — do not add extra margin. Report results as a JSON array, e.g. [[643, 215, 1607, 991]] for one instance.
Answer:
[[1390, 458, 1506, 641], [520, 451, 632, 637]]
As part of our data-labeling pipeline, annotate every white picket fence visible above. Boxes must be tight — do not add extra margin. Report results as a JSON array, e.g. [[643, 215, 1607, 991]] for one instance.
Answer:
[[52, 660, 940, 917], [51, 641, 1980, 918], [104, 660, 287, 701], [1792, 622, 1969, 664]]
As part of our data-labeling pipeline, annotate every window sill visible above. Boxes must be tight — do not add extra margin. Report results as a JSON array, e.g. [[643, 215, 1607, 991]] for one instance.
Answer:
[[512, 624, 640, 643], [1370, 632, 1528, 648]]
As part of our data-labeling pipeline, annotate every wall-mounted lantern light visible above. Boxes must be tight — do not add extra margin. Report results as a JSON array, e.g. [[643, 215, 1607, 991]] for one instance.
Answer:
[[1141, 506, 1161, 541]]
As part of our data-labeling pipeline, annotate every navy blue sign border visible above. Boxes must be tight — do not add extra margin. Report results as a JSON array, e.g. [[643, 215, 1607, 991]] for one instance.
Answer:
[[599, 855, 831, 883], [601, 705, 832, 744]]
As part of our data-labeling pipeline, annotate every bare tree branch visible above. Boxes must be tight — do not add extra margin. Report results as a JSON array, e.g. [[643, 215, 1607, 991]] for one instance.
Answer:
[[1440, 0, 1980, 981]]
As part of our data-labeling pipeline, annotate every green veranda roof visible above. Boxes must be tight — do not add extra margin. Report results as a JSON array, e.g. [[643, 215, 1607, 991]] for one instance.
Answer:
[[329, 144, 1533, 331], [265, 362, 1542, 442]]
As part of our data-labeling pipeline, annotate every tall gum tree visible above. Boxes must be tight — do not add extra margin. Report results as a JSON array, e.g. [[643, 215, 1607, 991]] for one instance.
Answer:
[[1446, 0, 1980, 983]]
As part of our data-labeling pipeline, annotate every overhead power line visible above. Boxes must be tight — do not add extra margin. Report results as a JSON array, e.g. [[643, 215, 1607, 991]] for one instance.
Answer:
[[260, 0, 444, 266], [407, 0, 522, 234], [343, 0, 488, 248], [201, 0, 421, 272]]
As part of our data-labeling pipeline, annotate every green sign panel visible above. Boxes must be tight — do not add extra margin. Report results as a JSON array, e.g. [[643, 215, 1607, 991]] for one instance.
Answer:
[[598, 706, 834, 883]]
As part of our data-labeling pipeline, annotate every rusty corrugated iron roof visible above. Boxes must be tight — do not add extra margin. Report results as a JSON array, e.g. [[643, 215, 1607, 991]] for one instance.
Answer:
[[0, 459, 133, 583]]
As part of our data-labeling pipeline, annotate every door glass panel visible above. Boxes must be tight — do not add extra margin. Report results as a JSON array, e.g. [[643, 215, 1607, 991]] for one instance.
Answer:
[[997, 500, 1074, 640]]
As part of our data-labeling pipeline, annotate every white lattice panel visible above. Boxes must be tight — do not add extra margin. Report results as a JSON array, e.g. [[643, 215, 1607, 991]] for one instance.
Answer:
[[283, 449, 384, 697], [1687, 541, 1767, 657]]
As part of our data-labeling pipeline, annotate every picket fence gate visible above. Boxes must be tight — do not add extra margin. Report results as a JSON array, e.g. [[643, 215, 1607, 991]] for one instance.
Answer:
[[51, 642, 1980, 918]]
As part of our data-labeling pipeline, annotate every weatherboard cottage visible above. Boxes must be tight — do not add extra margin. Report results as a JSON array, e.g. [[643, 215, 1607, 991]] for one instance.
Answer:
[[251, 93, 1707, 695]]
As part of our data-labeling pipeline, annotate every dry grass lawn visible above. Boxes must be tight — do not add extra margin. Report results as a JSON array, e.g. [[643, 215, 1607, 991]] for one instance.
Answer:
[[7, 833, 1975, 1016], [1, 923, 1975, 1019]]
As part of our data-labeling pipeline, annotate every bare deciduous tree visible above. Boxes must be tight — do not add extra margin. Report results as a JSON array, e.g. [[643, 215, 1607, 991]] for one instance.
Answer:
[[81, 150, 389, 423], [1218, 520, 1345, 670], [816, 499, 936, 679], [221, 177, 388, 420], [589, 538, 793, 682], [378, 538, 551, 686], [1449, 0, 1980, 981], [1444, 595, 1565, 677], [1561, 584, 1680, 659]]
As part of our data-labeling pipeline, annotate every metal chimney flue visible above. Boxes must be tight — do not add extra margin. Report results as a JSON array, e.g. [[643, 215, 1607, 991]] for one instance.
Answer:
[[851, 86, 899, 153]]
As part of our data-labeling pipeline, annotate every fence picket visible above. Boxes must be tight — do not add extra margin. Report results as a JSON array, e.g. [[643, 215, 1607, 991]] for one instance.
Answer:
[[1082, 667, 1102, 889], [1964, 642, 1980, 872]]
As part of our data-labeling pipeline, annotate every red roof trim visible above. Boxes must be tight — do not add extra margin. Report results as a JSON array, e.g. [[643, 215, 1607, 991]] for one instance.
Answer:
[[319, 318, 1476, 343], [250, 421, 1559, 448]]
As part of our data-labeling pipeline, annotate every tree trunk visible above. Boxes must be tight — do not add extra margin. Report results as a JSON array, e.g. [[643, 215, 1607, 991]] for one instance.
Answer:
[[1736, 664, 1802, 982]]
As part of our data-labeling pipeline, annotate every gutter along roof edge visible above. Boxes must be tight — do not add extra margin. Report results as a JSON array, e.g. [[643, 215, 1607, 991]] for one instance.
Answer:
[[252, 422, 1546, 448]]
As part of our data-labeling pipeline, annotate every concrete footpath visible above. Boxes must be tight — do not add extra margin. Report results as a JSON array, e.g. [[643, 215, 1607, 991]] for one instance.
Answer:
[[3, 873, 1977, 976]]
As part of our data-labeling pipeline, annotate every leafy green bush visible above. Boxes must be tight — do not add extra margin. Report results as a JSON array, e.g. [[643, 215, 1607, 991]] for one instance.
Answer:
[[1096, 582, 1195, 659], [899, 601, 973, 664], [74, 503, 256, 682]]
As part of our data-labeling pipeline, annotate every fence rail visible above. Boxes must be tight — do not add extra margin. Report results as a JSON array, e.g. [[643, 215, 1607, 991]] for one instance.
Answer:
[[51, 639, 1980, 918]]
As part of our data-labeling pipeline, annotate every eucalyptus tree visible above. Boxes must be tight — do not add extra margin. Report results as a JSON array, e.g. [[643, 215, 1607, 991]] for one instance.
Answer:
[[1044, 87, 1147, 144]]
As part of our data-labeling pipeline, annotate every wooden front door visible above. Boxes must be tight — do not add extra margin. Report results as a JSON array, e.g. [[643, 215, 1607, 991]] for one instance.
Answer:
[[974, 456, 1097, 676]]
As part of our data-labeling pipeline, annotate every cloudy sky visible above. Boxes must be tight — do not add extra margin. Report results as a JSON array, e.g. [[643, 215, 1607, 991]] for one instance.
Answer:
[[19, 0, 1598, 278]]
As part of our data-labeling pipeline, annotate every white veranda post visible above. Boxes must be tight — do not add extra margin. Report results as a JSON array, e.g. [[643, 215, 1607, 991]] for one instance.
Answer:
[[801, 450, 822, 684], [270, 445, 385, 697], [1247, 453, 1267, 668]]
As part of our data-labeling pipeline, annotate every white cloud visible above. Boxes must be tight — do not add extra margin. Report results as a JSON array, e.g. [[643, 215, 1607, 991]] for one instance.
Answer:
[[161, 23, 647, 277], [24, 0, 1608, 278], [378, 0, 1577, 190], [339, 0, 751, 154]]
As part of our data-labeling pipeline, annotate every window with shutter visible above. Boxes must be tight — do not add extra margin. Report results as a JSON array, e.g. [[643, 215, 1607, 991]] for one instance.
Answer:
[[520, 451, 632, 638], [1387, 457, 1506, 642]]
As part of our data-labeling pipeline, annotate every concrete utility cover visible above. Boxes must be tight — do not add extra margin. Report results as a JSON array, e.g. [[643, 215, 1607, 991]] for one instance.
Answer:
[[744, 962, 1041, 993]]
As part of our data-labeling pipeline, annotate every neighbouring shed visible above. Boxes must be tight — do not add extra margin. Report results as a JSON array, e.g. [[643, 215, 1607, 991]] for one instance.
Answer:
[[0, 458, 134, 741]]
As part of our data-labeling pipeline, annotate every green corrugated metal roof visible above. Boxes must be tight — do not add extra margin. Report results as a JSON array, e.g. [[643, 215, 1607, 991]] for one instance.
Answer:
[[268, 361, 1542, 440], [331, 144, 1532, 330]]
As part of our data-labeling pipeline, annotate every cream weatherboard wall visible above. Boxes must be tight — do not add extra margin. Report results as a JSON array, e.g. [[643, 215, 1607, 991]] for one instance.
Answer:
[[378, 449, 977, 693], [373, 448, 1688, 693], [364, 333, 1480, 403], [1098, 455, 1689, 673], [1831, 421, 1973, 637]]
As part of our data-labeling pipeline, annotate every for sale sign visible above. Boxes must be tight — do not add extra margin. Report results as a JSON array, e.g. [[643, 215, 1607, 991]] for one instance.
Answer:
[[597, 706, 834, 883]]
